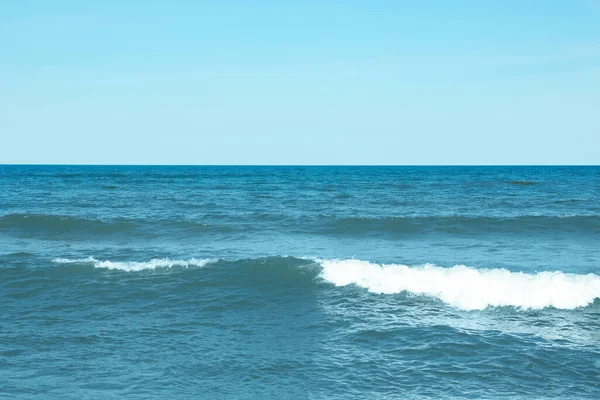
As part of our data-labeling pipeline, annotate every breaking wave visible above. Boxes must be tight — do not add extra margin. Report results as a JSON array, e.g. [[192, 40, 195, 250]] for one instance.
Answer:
[[50, 256, 600, 311], [316, 259, 600, 311], [52, 257, 214, 272]]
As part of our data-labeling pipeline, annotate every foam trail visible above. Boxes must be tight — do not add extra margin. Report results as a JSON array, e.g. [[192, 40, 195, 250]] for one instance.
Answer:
[[317, 259, 600, 310], [52, 257, 214, 272]]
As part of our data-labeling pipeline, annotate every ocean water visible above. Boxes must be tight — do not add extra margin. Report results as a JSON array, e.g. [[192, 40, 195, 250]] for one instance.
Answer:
[[1, 165, 599, 399]]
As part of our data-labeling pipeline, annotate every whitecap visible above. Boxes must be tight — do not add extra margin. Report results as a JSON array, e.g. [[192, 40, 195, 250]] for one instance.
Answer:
[[52, 257, 214, 272], [316, 258, 600, 311]]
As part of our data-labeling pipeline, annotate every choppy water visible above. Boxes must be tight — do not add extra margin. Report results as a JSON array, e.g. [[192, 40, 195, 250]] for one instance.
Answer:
[[1, 166, 599, 399]]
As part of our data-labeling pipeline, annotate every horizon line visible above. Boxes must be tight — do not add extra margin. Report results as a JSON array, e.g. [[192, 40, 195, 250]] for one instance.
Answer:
[[1, 163, 598, 167]]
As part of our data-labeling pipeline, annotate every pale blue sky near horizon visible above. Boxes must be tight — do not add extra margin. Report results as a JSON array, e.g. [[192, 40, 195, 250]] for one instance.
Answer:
[[1, 1, 599, 165]]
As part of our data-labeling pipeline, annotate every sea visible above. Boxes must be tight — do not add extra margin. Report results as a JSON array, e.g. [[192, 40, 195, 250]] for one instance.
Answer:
[[1, 165, 599, 399]]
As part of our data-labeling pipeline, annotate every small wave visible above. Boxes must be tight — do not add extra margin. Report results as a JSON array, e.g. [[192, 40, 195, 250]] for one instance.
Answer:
[[322, 215, 600, 236], [0, 213, 228, 236], [504, 181, 538, 186], [142, 173, 196, 179], [0, 213, 138, 235], [52, 257, 215, 272], [55, 173, 81, 178], [316, 259, 600, 311], [553, 199, 585, 204]]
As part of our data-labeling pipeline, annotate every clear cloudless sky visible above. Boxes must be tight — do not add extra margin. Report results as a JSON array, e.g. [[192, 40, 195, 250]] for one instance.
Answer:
[[1, 0, 599, 164]]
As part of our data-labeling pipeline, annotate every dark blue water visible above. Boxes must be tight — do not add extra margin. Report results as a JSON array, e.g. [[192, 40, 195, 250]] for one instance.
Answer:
[[1, 166, 599, 399]]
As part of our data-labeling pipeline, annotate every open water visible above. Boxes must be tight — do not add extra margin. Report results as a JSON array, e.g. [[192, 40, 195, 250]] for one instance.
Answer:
[[1, 166, 599, 399]]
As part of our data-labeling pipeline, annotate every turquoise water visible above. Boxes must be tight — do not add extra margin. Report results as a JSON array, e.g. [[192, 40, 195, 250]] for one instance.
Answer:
[[1, 166, 599, 399]]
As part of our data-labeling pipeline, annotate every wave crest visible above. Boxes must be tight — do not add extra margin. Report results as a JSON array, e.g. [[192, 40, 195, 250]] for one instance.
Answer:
[[50, 256, 600, 310], [52, 257, 214, 272], [323, 215, 600, 235], [316, 259, 600, 311]]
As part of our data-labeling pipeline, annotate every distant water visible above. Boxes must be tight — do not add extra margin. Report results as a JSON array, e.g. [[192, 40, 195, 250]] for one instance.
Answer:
[[1, 165, 599, 399]]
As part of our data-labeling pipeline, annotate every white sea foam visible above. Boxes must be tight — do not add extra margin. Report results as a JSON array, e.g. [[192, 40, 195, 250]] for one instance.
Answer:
[[52, 257, 214, 272], [316, 259, 600, 310]]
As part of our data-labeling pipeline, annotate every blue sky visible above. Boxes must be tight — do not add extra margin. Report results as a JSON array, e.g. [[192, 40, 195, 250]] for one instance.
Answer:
[[1, 1, 599, 164]]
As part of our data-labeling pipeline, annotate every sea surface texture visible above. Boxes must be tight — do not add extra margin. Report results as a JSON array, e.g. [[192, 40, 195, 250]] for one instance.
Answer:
[[1, 165, 599, 399]]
